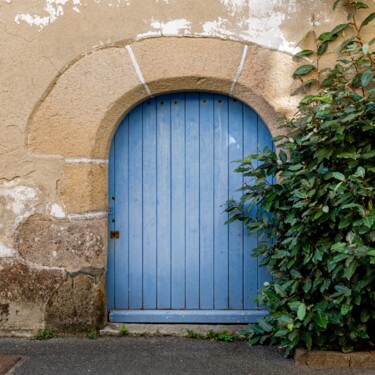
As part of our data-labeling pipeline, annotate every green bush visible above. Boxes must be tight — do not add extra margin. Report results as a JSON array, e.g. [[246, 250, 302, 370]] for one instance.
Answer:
[[226, 0, 375, 355]]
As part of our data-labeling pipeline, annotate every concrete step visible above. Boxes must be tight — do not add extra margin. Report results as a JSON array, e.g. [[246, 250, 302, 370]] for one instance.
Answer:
[[100, 323, 248, 337]]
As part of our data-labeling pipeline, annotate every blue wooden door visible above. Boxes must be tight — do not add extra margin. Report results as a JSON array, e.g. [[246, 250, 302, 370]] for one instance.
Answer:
[[107, 93, 272, 323]]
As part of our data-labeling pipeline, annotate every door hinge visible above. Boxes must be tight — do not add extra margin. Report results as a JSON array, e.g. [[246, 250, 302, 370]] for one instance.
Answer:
[[110, 231, 120, 239]]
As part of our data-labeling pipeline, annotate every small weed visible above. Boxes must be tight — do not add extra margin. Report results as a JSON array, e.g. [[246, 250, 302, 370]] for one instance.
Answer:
[[119, 325, 129, 336], [186, 329, 204, 339], [186, 329, 238, 342], [87, 331, 97, 339], [215, 330, 238, 342], [34, 329, 55, 340]]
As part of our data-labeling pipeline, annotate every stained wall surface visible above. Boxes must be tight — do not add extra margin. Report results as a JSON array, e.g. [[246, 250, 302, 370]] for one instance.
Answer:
[[0, 0, 373, 334]]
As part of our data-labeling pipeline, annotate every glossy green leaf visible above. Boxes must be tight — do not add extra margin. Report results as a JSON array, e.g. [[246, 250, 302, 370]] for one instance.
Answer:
[[360, 12, 375, 29], [315, 313, 328, 329], [297, 303, 306, 321], [333, 0, 340, 9], [258, 319, 273, 332], [279, 150, 287, 163], [353, 2, 368, 9], [341, 304, 351, 315], [295, 49, 314, 57], [332, 172, 345, 181], [360, 310, 371, 323], [344, 260, 358, 280], [357, 331, 369, 339], [318, 41, 329, 56], [361, 70, 372, 87], [294, 65, 315, 76], [319, 32, 338, 41], [331, 23, 349, 34]]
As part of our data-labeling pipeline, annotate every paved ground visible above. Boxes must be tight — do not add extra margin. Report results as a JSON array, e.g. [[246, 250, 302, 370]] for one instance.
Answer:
[[0, 337, 374, 375]]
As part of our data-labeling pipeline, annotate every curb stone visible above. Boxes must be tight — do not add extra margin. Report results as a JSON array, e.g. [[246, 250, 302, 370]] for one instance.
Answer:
[[295, 348, 375, 369], [100, 323, 247, 337]]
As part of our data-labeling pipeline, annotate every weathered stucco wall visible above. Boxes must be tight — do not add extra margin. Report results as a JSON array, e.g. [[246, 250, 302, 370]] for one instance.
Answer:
[[0, 0, 374, 335]]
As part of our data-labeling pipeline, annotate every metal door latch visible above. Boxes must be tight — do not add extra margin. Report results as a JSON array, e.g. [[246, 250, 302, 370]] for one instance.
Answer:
[[110, 231, 120, 239]]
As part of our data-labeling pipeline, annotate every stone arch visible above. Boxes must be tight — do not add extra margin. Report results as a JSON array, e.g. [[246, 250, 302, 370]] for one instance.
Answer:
[[29, 37, 298, 162], [26, 36, 298, 330]]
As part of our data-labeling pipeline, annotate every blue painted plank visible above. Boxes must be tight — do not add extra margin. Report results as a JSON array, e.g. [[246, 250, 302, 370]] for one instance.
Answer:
[[114, 116, 130, 309], [257, 116, 273, 303], [243, 105, 259, 309], [171, 93, 186, 309], [185, 93, 200, 309], [156, 95, 171, 309], [213, 94, 229, 310], [110, 309, 267, 323], [228, 98, 244, 310], [199, 93, 214, 309], [107, 138, 116, 310], [128, 106, 143, 309], [142, 100, 157, 309]]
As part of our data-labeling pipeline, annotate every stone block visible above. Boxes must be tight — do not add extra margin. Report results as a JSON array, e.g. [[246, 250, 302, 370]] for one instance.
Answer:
[[306, 351, 350, 369], [295, 349, 350, 369], [45, 274, 105, 332], [0, 258, 65, 303], [350, 352, 375, 369], [57, 163, 108, 213], [233, 44, 301, 138], [16, 215, 106, 272], [132, 37, 244, 95], [294, 348, 308, 366], [29, 47, 148, 159], [0, 258, 65, 333]]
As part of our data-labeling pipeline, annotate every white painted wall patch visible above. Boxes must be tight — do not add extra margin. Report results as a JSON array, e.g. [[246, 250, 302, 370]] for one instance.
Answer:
[[50, 203, 66, 219], [0, 181, 39, 229], [0, 242, 15, 258], [150, 18, 191, 36]]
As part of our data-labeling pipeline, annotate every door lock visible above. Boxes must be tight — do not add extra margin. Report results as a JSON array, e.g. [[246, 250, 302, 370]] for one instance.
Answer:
[[110, 231, 120, 239]]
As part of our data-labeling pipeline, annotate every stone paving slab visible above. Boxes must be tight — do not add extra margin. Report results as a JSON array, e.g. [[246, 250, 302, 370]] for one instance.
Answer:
[[0, 356, 20, 375]]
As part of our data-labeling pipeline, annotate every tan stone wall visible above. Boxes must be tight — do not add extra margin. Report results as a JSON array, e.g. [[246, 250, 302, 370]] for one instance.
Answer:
[[0, 0, 374, 335]]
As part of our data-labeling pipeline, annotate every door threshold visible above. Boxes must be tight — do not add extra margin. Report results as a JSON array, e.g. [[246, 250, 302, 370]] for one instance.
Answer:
[[108, 309, 267, 324], [100, 323, 249, 337]]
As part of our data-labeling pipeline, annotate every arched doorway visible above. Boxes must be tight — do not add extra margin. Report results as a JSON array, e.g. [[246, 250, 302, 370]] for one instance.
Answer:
[[107, 92, 272, 323]]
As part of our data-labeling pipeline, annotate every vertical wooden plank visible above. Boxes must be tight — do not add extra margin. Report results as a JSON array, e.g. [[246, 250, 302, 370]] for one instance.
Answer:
[[243, 106, 259, 309], [142, 99, 157, 309], [128, 105, 143, 309], [213, 94, 229, 309], [107, 137, 116, 310], [156, 95, 171, 309], [185, 93, 200, 309], [199, 93, 214, 309], [257, 117, 273, 297], [171, 93, 186, 309], [114, 116, 130, 309], [228, 98, 244, 310]]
